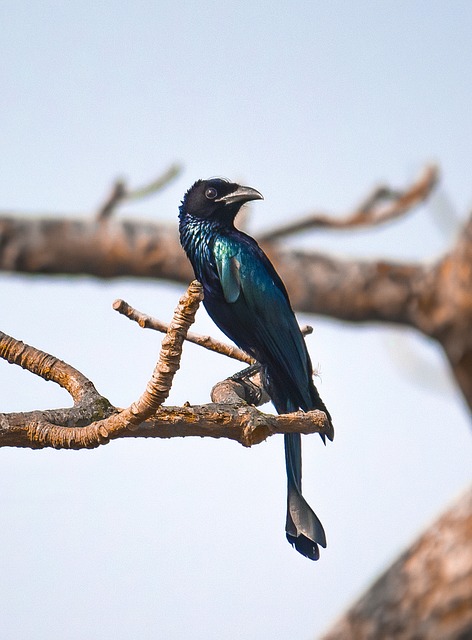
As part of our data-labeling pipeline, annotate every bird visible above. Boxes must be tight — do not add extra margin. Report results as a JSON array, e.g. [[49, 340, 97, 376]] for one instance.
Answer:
[[178, 178, 334, 560]]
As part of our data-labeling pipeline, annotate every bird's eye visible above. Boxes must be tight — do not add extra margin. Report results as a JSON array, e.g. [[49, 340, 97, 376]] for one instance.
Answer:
[[205, 187, 217, 199]]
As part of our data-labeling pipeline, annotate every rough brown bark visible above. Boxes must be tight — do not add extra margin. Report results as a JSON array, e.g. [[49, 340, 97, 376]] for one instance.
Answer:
[[320, 488, 472, 640], [0, 216, 192, 280], [0, 401, 328, 449]]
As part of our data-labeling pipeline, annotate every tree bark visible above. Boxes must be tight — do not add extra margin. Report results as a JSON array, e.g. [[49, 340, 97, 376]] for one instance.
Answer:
[[320, 488, 472, 640]]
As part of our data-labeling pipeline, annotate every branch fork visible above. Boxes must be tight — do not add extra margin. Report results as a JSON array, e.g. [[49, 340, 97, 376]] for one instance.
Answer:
[[0, 281, 330, 449]]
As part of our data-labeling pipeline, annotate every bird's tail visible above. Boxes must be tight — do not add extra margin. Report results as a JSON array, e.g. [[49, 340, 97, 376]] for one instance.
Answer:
[[284, 432, 326, 560], [309, 382, 335, 444]]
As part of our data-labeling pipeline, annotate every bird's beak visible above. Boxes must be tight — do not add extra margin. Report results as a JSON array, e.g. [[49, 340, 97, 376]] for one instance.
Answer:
[[215, 185, 264, 205]]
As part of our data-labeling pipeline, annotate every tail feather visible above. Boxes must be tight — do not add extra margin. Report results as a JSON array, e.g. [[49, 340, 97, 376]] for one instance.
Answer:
[[284, 433, 326, 561], [309, 383, 334, 443], [265, 369, 331, 560]]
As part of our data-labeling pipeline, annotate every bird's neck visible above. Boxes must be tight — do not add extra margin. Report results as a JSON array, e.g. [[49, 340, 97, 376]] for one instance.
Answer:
[[179, 214, 234, 254]]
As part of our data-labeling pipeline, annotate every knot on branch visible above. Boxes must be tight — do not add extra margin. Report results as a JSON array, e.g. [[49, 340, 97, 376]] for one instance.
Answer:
[[238, 406, 272, 447]]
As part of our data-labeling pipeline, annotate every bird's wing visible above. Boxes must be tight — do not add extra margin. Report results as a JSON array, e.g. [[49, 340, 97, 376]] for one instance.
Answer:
[[214, 251, 241, 304], [212, 236, 312, 411]]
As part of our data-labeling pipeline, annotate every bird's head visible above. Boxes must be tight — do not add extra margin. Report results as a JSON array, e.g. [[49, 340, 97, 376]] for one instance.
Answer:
[[180, 178, 263, 224]]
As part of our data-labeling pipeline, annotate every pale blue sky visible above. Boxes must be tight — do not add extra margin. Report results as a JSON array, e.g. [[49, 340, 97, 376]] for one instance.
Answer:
[[1, 2, 471, 639]]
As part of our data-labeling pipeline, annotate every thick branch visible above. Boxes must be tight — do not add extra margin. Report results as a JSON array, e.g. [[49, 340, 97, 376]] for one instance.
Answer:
[[321, 488, 472, 640], [265, 249, 433, 328], [0, 403, 328, 449], [0, 215, 437, 331], [0, 216, 192, 280], [0, 281, 330, 449]]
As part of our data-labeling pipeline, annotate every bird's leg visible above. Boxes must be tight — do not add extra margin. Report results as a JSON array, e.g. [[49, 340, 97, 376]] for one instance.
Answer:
[[229, 363, 268, 406], [211, 363, 270, 406], [229, 362, 261, 380]]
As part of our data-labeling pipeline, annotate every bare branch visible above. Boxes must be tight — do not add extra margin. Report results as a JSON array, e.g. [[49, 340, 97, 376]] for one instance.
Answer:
[[0, 402, 329, 449], [126, 163, 181, 201], [0, 282, 330, 449], [131, 404, 328, 448], [96, 163, 181, 220], [258, 165, 438, 242], [0, 281, 202, 448], [113, 297, 314, 365], [0, 216, 191, 280], [125, 279, 204, 420], [113, 297, 253, 364], [265, 249, 432, 327], [0, 330, 101, 404], [96, 179, 127, 220]]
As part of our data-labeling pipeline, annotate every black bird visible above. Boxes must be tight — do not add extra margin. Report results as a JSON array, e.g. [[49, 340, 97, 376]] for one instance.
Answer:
[[179, 178, 334, 560]]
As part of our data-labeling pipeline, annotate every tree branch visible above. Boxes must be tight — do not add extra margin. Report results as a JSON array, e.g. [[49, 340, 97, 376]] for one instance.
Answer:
[[0, 281, 331, 449], [321, 487, 472, 640], [0, 402, 328, 449], [257, 165, 438, 242], [113, 297, 314, 365], [1, 281, 204, 448], [0, 330, 101, 404], [0, 210, 434, 326], [113, 297, 254, 364], [264, 250, 432, 327], [0, 215, 192, 278], [96, 163, 181, 220]]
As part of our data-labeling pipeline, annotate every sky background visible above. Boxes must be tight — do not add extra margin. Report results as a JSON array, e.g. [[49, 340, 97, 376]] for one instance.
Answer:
[[1, 2, 472, 639]]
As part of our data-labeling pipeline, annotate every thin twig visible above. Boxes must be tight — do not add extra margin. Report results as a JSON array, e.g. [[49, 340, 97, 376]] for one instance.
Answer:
[[258, 165, 438, 242], [113, 297, 253, 363], [113, 298, 313, 364], [96, 180, 127, 220], [96, 163, 181, 220], [126, 163, 181, 201]]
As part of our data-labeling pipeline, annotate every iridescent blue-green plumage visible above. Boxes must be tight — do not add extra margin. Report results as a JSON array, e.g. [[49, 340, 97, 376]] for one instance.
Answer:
[[179, 178, 334, 560]]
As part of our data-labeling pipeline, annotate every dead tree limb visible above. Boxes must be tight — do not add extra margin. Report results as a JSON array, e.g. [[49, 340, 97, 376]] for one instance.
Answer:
[[0, 281, 330, 449], [320, 488, 472, 640], [258, 164, 438, 241]]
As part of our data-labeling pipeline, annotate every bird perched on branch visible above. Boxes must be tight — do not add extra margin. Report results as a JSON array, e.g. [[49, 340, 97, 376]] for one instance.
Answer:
[[179, 178, 334, 560]]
